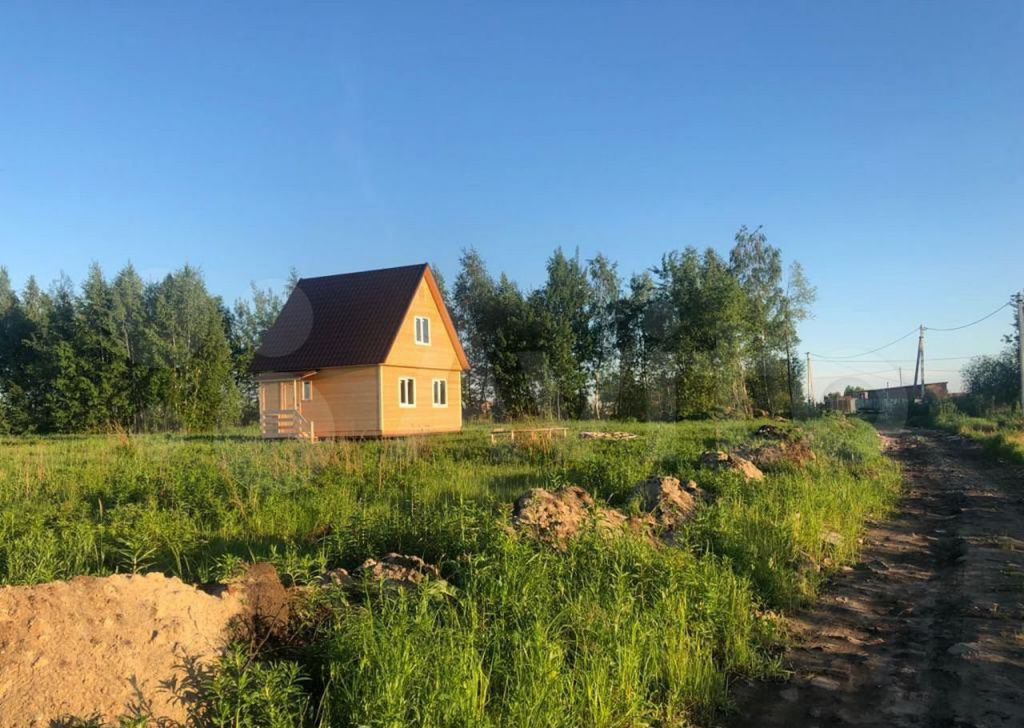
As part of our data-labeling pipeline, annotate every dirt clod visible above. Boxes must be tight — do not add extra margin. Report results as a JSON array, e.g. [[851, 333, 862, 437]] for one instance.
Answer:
[[700, 450, 765, 481], [354, 553, 443, 590], [632, 476, 702, 529]]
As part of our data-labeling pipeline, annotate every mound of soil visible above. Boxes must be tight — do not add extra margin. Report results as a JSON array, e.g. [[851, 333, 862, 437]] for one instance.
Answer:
[[700, 450, 765, 481], [741, 440, 816, 470], [512, 486, 602, 547], [633, 476, 703, 529], [0, 565, 286, 727], [512, 478, 705, 547]]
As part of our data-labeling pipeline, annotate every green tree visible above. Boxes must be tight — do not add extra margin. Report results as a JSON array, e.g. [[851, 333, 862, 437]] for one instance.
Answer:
[[586, 254, 620, 418], [614, 273, 657, 420], [659, 248, 749, 419], [452, 249, 497, 414], [533, 248, 592, 418], [487, 275, 543, 418], [230, 283, 285, 423], [145, 266, 241, 431]]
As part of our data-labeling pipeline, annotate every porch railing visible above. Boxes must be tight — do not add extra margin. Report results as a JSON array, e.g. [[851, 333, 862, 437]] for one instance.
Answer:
[[260, 409, 316, 441]]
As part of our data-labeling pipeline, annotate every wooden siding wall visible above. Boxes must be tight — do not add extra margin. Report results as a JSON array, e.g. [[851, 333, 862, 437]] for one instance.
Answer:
[[380, 366, 462, 435], [299, 366, 381, 436], [385, 278, 463, 370]]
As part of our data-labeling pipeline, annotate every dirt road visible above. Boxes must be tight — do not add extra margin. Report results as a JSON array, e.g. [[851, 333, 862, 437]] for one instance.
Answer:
[[730, 428, 1024, 727]]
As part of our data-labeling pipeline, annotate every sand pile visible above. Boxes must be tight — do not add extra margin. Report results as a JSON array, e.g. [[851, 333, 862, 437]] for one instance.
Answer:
[[0, 567, 281, 727]]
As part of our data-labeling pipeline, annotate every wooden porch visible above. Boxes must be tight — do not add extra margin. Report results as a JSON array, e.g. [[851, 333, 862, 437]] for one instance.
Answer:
[[260, 408, 317, 441]]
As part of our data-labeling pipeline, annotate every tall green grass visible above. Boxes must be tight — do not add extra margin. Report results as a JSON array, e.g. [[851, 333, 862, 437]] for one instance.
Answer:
[[0, 417, 900, 726], [931, 402, 1024, 463]]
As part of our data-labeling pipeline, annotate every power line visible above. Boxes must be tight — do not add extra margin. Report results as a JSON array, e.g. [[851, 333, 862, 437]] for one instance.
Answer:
[[925, 301, 1013, 332], [810, 299, 1012, 361], [814, 355, 977, 363], [810, 328, 918, 361]]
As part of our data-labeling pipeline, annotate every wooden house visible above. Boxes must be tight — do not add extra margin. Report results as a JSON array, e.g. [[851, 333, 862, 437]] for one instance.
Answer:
[[251, 264, 469, 440]]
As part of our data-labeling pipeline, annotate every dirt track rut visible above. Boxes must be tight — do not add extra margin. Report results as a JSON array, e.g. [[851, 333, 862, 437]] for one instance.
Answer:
[[730, 428, 1024, 727]]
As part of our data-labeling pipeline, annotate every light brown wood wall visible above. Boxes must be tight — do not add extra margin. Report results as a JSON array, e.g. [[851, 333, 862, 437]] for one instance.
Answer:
[[299, 366, 381, 436], [385, 277, 463, 371], [380, 366, 462, 435]]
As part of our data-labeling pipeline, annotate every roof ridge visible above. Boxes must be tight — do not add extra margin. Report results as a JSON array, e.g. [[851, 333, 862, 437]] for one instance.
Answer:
[[298, 262, 428, 284]]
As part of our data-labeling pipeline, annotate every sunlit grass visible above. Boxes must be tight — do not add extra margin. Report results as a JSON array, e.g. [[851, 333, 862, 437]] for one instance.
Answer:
[[0, 417, 900, 726]]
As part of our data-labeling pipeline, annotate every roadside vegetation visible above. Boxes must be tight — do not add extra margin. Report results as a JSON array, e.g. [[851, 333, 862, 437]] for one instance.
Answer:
[[930, 402, 1024, 463], [0, 416, 899, 726], [928, 296, 1023, 463]]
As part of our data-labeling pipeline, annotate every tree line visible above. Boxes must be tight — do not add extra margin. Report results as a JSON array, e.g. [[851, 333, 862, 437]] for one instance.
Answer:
[[0, 264, 288, 433], [451, 227, 815, 421], [0, 226, 815, 433]]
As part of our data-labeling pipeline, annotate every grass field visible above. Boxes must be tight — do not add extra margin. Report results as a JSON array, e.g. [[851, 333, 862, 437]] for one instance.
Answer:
[[0, 417, 900, 727]]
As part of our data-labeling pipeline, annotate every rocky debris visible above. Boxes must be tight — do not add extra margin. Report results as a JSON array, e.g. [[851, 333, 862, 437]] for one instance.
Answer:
[[580, 431, 639, 441], [823, 531, 844, 547], [355, 553, 443, 590], [0, 569, 269, 726], [316, 554, 448, 596], [755, 424, 789, 440], [512, 478, 705, 548], [320, 567, 355, 588], [700, 450, 765, 481], [632, 476, 702, 529]]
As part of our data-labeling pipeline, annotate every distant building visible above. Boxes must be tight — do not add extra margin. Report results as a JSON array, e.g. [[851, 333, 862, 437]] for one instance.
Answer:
[[859, 382, 949, 402], [850, 382, 949, 415]]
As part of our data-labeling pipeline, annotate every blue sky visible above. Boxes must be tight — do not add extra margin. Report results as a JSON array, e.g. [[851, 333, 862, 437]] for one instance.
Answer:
[[1, 1, 1021, 393]]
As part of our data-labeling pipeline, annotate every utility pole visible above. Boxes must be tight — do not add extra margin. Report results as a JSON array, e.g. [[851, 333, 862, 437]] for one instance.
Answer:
[[1018, 292, 1023, 415], [919, 325, 926, 400], [912, 324, 925, 400], [806, 352, 814, 409], [899, 367, 903, 387]]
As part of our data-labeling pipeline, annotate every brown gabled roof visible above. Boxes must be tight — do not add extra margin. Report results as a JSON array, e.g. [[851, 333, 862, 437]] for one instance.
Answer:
[[251, 263, 469, 374]]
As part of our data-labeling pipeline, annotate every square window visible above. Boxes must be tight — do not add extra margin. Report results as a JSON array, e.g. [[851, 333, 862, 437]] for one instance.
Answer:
[[399, 377, 416, 407], [302, 380, 312, 401], [415, 316, 431, 345]]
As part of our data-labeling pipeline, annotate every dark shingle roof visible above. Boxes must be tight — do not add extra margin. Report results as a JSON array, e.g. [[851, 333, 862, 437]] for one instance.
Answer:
[[251, 264, 428, 373]]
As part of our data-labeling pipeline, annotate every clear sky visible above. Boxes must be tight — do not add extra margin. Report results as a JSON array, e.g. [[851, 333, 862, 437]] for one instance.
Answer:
[[1, 1, 1021, 394]]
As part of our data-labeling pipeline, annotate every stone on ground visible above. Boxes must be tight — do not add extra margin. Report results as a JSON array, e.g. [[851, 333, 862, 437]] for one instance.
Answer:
[[700, 450, 765, 481]]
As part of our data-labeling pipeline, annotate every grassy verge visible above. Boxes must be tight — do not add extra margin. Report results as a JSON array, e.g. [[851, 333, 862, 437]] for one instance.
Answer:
[[931, 405, 1024, 463], [0, 417, 900, 726]]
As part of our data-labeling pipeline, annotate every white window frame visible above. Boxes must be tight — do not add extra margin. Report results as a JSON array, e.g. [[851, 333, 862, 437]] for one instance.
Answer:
[[432, 378, 448, 408], [302, 380, 312, 401], [399, 377, 416, 407], [414, 316, 431, 345]]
